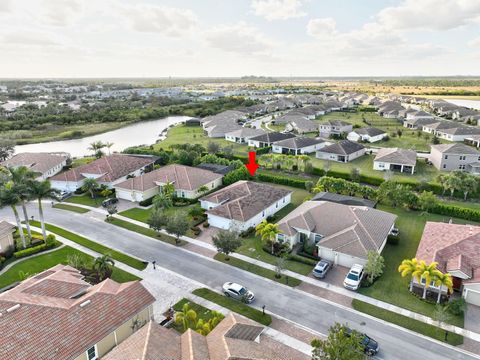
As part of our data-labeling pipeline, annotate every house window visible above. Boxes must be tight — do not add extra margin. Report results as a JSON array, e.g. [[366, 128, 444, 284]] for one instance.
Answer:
[[459, 165, 466, 170], [460, 156, 466, 161], [444, 155, 448, 159], [277, 234, 285, 243], [276, 202, 278, 208], [443, 164, 446, 169], [262, 211, 265, 217], [86, 346, 98, 360]]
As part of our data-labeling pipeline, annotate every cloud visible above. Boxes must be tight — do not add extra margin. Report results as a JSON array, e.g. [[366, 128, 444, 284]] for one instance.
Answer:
[[117, 3, 198, 36], [204, 23, 276, 55], [306, 18, 336, 38], [39, 0, 83, 26], [0, 31, 61, 46], [469, 37, 480, 47], [251, 0, 306, 21], [377, 0, 480, 31], [0, 0, 12, 12]]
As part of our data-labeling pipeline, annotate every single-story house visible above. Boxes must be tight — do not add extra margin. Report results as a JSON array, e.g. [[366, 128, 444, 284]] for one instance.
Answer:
[[49, 154, 156, 192], [430, 143, 480, 174], [373, 148, 417, 174], [465, 135, 480, 148], [312, 192, 376, 208], [318, 120, 353, 137], [272, 137, 328, 155], [225, 127, 266, 144], [185, 117, 201, 126], [405, 110, 435, 121], [403, 117, 438, 129], [316, 140, 365, 163], [423, 121, 480, 142], [285, 118, 318, 134], [1, 152, 69, 180], [114, 164, 223, 202], [414, 222, 480, 306], [200, 181, 292, 231], [202, 110, 246, 138], [0, 221, 15, 256], [347, 127, 387, 143], [248, 132, 296, 148], [276, 201, 396, 268]]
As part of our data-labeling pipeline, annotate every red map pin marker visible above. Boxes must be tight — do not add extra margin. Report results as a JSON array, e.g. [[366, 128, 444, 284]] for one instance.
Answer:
[[245, 151, 259, 176]]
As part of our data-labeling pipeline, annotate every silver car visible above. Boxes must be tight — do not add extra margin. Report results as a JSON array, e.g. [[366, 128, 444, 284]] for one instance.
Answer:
[[222, 282, 255, 303], [312, 259, 331, 279]]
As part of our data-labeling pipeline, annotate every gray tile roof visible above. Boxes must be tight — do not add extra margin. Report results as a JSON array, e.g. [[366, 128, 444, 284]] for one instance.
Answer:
[[225, 127, 266, 138], [319, 120, 350, 127], [374, 148, 417, 166], [318, 140, 365, 155], [351, 127, 386, 137], [287, 118, 318, 132], [273, 136, 326, 149], [277, 201, 396, 259], [431, 143, 480, 155], [1, 152, 68, 175], [249, 132, 296, 144]]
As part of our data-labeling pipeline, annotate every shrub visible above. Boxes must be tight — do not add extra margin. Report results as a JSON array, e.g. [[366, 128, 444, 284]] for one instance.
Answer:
[[288, 254, 317, 266], [239, 227, 255, 238], [139, 197, 154, 207], [74, 187, 87, 195], [256, 146, 271, 155], [45, 234, 56, 247], [387, 235, 399, 245], [447, 298, 466, 316], [256, 173, 307, 189], [191, 226, 201, 236], [203, 222, 210, 228], [13, 244, 48, 259]]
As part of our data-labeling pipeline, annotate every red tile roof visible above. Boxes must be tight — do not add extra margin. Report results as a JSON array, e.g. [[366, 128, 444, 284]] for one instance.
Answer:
[[0, 264, 155, 360]]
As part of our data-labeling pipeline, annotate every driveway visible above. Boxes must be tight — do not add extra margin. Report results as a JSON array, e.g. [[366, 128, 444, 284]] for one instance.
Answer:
[[195, 223, 220, 245], [462, 305, 480, 354]]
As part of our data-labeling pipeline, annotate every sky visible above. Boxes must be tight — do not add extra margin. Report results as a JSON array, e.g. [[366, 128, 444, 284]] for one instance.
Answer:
[[0, 0, 480, 78]]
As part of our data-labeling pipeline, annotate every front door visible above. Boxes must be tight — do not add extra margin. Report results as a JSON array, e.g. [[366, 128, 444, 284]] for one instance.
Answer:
[[452, 277, 462, 292]]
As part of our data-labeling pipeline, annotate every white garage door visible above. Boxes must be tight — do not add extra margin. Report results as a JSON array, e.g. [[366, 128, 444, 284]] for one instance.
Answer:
[[464, 289, 480, 306], [207, 215, 232, 230]]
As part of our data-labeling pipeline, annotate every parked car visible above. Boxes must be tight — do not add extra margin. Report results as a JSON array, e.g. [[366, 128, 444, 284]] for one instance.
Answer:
[[102, 198, 119, 207], [56, 190, 72, 201], [345, 327, 380, 356], [389, 227, 399, 236], [343, 264, 364, 291], [222, 282, 255, 303], [312, 259, 331, 279]]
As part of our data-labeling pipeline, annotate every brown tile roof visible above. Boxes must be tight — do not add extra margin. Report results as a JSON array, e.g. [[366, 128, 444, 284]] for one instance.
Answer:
[[105, 313, 309, 360], [1, 152, 68, 176], [0, 264, 155, 360], [50, 154, 155, 184], [416, 222, 480, 281], [202, 181, 292, 222], [277, 201, 396, 259], [0, 221, 15, 234], [114, 164, 223, 192]]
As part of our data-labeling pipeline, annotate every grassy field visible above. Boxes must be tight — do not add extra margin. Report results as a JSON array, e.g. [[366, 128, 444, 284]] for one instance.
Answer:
[[108, 217, 185, 246], [0, 246, 139, 289], [53, 203, 90, 213], [352, 300, 463, 346], [65, 194, 107, 207], [171, 298, 224, 333], [72, 157, 96, 167], [29, 221, 147, 270], [358, 206, 480, 327], [192, 288, 272, 326]]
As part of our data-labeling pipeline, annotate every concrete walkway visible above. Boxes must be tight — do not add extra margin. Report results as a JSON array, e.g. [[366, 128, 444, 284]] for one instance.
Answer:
[[39, 203, 480, 343]]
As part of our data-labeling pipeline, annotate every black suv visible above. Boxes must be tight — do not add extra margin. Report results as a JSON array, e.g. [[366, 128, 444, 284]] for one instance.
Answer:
[[345, 328, 379, 356], [102, 198, 119, 207]]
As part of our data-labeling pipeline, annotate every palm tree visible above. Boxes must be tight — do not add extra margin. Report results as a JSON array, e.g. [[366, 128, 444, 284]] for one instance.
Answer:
[[88, 141, 105, 158], [433, 271, 453, 304], [413, 260, 441, 299], [197, 185, 209, 197], [93, 254, 115, 280], [398, 258, 419, 291], [153, 193, 173, 210], [255, 220, 281, 255], [0, 181, 28, 248], [82, 178, 99, 200], [161, 181, 175, 198], [105, 142, 114, 155], [29, 180, 59, 241], [175, 303, 198, 332]]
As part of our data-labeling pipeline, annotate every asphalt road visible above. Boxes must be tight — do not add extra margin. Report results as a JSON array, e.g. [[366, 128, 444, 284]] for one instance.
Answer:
[[2, 204, 479, 360]]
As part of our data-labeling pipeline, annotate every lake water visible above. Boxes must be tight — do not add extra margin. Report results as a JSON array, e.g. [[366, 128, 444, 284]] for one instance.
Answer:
[[14, 116, 190, 158], [445, 99, 480, 110]]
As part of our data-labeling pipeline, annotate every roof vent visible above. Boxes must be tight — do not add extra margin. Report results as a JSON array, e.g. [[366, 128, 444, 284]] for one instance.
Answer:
[[80, 300, 91, 308], [6, 304, 21, 313]]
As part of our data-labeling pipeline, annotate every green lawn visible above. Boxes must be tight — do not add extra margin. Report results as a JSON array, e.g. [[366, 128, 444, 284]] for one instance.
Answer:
[[29, 221, 147, 270], [72, 157, 96, 168], [53, 203, 90, 214], [108, 217, 185, 246], [215, 253, 301, 287], [65, 194, 107, 207], [352, 300, 463, 346], [0, 246, 139, 289], [171, 298, 224, 334], [442, 199, 480, 210], [192, 288, 272, 326], [358, 206, 479, 327]]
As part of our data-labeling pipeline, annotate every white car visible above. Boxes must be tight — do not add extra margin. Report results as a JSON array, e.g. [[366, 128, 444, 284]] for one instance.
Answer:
[[222, 282, 255, 303], [343, 264, 364, 291]]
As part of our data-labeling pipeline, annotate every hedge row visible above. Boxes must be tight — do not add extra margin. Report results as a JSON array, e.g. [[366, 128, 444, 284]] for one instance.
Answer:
[[13, 242, 56, 259], [255, 146, 272, 155], [429, 203, 480, 222], [256, 173, 307, 189], [288, 254, 318, 266]]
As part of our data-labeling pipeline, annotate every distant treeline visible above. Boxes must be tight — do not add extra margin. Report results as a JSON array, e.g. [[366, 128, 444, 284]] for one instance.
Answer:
[[373, 79, 480, 87]]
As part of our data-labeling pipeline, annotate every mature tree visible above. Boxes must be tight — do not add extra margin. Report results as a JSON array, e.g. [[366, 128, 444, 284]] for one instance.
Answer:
[[105, 141, 114, 155], [188, 206, 204, 220], [456, 172, 478, 200], [417, 191, 438, 214], [197, 185, 209, 196], [162, 181, 175, 198], [433, 272, 453, 304], [311, 323, 365, 360], [175, 303, 198, 332], [433, 304, 452, 342], [212, 229, 242, 260], [398, 258, 419, 291], [93, 254, 115, 281], [82, 178, 100, 200], [275, 256, 286, 279], [88, 141, 105, 158], [165, 212, 190, 245], [222, 145, 234, 158], [0, 139, 15, 161], [106, 204, 117, 221], [377, 181, 417, 209], [0, 181, 28, 248], [436, 174, 448, 196], [148, 208, 168, 232], [152, 193, 173, 210], [413, 260, 441, 299], [255, 220, 280, 255], [444, 172, 462, 197], [207, 141, 220, 154], [29, 180, 59, 241], [364, 251, 385, 285]]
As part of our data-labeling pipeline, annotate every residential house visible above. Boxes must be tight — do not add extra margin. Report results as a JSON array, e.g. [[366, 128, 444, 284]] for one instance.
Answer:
[[414, 222, 480, 306], [272, 113, 308, 125], [403, 117, 438, 129], [248, 132, 296, 148], [465, 135, 480, 148], [287, 107, 318, 119], [202, 110, 246, 138], [373, 148, 417, 174], [114, 164, 223, 202], [377, 101, 404, 118], [104, 313, 309, 360], [430, 143, 480, 174], [276, 201, 396, 268], [272, 137, 328, 155], [200, 181, 292, 231], [285, 118, 318, 134], [316, 140, 365, 163], [423, 121, 480, 142], [49, 154, 156, 192], [0, 221, 15, 256], [1, 152, 69, 180], [347, 127, 387, 143], [318, 120, 353, 137], [405, 110, 435, 121], [0, 264, 155, 360], [224, 127, 266, 144]]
